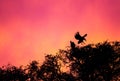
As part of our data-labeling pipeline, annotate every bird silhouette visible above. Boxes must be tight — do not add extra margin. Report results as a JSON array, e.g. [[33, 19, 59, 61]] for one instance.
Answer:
[[70, 41, 75, 49], [75, 32, 87, 44]]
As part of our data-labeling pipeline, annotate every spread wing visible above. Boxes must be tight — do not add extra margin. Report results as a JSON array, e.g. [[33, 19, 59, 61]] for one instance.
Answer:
[[83, 34, 87, 37], [75, 32, 81, 40]]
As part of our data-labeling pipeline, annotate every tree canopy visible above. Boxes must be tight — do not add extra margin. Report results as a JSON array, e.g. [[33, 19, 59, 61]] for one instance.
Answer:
[[0, 33, 120, 81]]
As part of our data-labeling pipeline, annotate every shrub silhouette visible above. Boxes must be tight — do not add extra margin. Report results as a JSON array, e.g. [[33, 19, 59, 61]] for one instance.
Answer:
[[0, 33, 120, 81]]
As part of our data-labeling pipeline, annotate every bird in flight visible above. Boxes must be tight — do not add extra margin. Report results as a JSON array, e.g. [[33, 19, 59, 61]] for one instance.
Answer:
[[75, 32, 87, 44]]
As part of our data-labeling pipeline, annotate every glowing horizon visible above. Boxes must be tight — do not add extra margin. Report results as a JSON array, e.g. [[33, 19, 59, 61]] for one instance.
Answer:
[[0, 0, 120, 66]]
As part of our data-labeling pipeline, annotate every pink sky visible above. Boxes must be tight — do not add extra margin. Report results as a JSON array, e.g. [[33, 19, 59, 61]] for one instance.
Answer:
[[0, 0, 120, 66]]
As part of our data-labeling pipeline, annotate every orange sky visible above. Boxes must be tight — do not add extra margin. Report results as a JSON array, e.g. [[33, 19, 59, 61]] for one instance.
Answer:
[[0, 0, 120, 66]]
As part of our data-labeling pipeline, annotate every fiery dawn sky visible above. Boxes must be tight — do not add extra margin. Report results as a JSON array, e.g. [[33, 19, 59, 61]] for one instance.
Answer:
[[0, 0, 120, 66]]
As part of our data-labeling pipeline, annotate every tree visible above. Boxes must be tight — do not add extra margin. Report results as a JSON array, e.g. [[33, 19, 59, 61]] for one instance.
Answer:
[[59, 41, 120, 81], [0, 64, 27, 81], [0, 32, 120, 81], [36, 54, 62, 81]]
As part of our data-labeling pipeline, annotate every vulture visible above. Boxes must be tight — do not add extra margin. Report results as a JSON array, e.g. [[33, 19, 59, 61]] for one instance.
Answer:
[[75, 32, 87, 44]]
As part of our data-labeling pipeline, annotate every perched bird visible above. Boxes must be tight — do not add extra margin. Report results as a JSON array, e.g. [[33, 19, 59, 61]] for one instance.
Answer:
[[75, 32, 87, 44], [70, 41, 75, 49]]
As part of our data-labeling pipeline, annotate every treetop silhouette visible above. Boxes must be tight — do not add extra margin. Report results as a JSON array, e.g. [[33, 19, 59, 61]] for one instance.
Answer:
[[0, 32, 120, 81]]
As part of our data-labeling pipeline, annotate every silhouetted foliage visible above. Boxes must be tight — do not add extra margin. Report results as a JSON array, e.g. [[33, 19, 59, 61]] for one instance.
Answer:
[[37, 55, 61, 81], [59, 40, 120, 81], [26, 60, 39, 81], [0, 64, 27, 81], [0, 32, 120, 81]]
